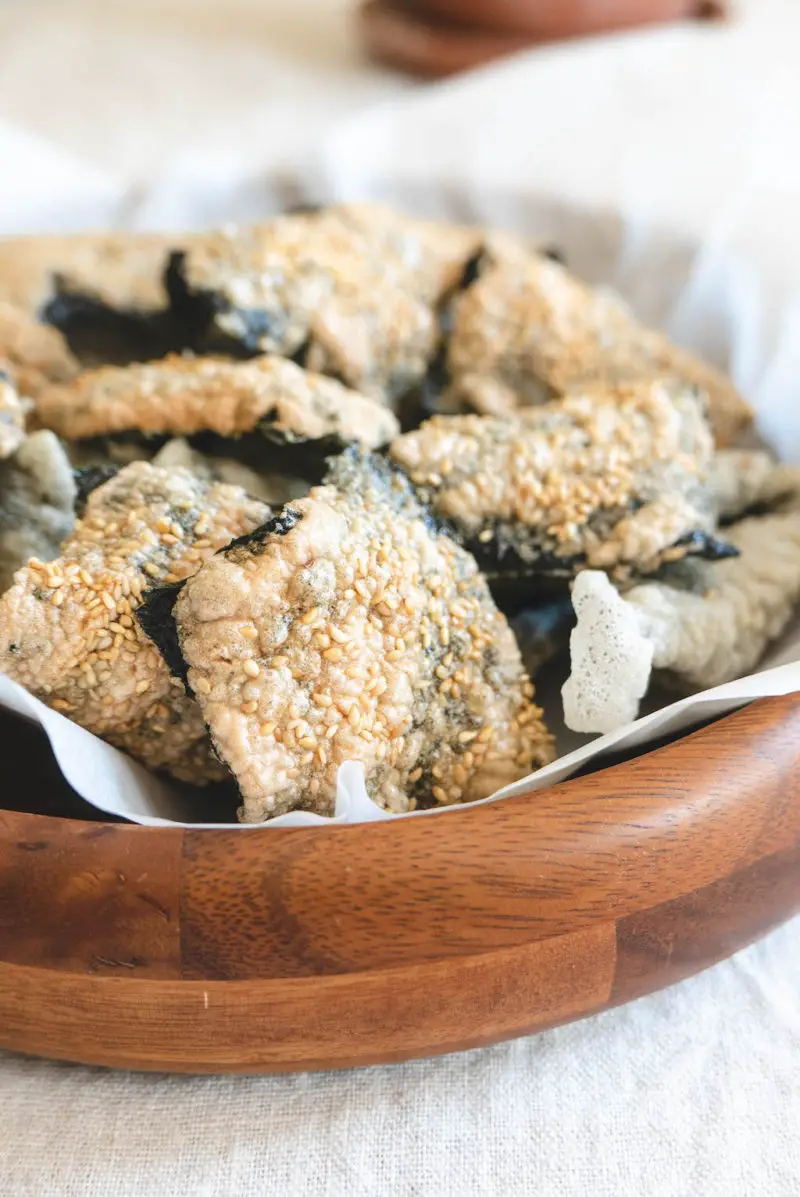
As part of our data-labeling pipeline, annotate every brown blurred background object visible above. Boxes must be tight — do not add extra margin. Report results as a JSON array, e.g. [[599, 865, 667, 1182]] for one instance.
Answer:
[[360, 0, 724, 77]]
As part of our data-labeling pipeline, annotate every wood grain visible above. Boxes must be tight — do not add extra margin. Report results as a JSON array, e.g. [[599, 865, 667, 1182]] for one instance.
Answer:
[[359, 0, 705, 79], [0, 693, 798, 1072]]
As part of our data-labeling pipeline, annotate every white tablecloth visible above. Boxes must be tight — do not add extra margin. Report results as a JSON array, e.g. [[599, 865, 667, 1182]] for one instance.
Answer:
[[1, 2, 799, 1194]]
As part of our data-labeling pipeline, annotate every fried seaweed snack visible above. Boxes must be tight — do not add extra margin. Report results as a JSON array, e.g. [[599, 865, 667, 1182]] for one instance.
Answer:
[[167, 205, 482, 402], [563, 496, 800, 735], [0, 431, 76, 593], [35, 353, 399, 449], [445, 253, 752, 448], [0, 302, 79, 400], [158, 453, 553, 820], [390, 380, 733, 589], [0, 372, 26, 460], [0, 230, 197, 364], [0, 461, 270, 782]]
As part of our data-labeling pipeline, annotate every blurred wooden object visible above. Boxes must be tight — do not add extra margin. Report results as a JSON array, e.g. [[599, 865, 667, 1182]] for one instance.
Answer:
[[360, 0, 722, 78]]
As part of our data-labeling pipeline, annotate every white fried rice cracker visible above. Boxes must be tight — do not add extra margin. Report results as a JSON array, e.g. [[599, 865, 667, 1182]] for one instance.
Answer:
[[564, 494, 800, 732], [170, 452, 554, 821], [0, 372, 26, 460], [0, 431, 76, 593], [390, 379, 724, 582], [35, 353, 399, 448], [445, 254, 752, 448], [170, 204, 485, 402], [0, 302, 79, 401], [0, 461, 270, 782]]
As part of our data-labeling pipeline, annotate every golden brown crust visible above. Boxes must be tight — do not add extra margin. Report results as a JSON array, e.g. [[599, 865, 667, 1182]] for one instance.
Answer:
[[390, 379, 718, 577], [0, 461, 270, 783], [0, 302, 79, 399], [174, 453, 554, 821], [36, 353, 400, 447], [0, 230, 195, 315], [177, 205, 484, 401], [446, 255, 752, 447]]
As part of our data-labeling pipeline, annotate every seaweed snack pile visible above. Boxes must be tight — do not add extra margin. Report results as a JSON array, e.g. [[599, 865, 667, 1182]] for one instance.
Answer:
[[0, 204, 792, 820]]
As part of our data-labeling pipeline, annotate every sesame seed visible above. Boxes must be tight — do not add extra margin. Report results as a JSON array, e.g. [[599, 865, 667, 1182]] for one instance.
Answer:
[[241, 701, 258, 715], [243, 659, 260, 678], [194, 677, 211, 695], [324, 647, 344, 663]]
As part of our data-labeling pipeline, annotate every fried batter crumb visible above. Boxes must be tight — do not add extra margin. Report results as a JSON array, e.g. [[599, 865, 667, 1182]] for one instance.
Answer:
[[36, 353, 399, 448], [0, 461, 270, 782], [446, 254, 752, 448], [169, 451, 553, 820], [390, 379, 724, 580]]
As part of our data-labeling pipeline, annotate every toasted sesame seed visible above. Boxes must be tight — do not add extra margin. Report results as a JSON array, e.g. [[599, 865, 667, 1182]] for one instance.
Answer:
[[243, 659, 260, 678]]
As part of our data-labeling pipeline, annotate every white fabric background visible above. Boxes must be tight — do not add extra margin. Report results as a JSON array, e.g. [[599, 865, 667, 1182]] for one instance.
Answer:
[[2, 919, 799, 1196], [1, 2, 799, 1194]]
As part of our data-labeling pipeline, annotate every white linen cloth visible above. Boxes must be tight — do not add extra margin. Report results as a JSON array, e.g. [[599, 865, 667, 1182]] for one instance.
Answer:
[[1, 1, 799, 1194]]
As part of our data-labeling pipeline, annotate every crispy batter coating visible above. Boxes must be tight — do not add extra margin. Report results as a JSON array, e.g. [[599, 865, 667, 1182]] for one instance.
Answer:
[[0, 431, 76, 593], [36, 353, 399, 448], [0, 231, 194, 315], [171, 204, 482, 401], [390, 379, 723, 581], [710, 449, 800, 521], [0, 462, 269, 782], [446, 254, 752, 447], [0, 302, 79, 400], [168, 452, 553, 820], [0, 373, 26, 460], [152, 438, 308, 507]]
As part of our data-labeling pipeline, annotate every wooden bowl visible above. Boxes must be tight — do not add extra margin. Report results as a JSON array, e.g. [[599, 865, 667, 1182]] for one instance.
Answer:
[[393, 0, 697, 37], [359, 0, 717, 78], [1, 692, 799, 1073]]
